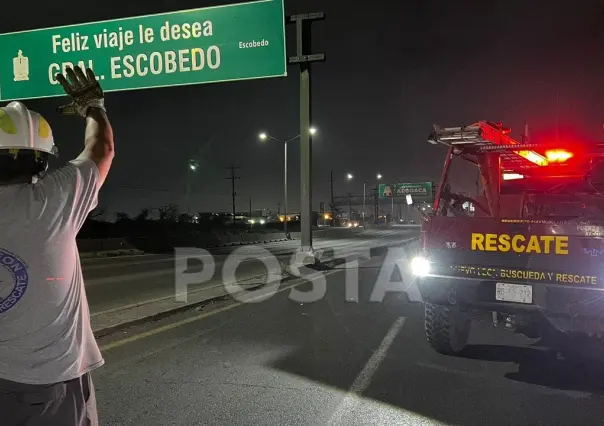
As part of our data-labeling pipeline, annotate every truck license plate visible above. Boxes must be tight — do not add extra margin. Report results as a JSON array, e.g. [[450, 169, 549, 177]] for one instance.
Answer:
[[495, 282, 532, 304]]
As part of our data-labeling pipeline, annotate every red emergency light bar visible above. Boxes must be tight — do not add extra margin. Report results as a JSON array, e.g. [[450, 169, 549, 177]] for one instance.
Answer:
[[474, 121, 550, 166], [545, 149, 574, 162], [429, 122, 581, 168]]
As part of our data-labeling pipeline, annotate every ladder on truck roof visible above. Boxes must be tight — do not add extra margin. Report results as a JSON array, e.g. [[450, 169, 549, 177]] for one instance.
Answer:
[[427, 120, 604, 171], [427, 121, 552, 170]]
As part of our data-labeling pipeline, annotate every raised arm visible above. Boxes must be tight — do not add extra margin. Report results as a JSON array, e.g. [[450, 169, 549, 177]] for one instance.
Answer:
[[80, 109, 114, 186], [56, 66, 114, 186]]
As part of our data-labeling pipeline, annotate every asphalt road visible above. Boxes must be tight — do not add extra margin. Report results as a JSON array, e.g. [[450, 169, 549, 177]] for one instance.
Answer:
[[83, 229, 414, 313], [92, 241, 604, 426]]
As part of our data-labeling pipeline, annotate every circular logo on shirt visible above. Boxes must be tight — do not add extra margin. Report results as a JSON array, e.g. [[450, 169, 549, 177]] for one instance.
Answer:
[[0, 249, 28, 314]]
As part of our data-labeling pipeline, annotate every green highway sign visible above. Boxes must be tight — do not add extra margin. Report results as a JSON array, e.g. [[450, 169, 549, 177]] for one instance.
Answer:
[[0, 0, 287, 101], [379, 182, 433, 198]]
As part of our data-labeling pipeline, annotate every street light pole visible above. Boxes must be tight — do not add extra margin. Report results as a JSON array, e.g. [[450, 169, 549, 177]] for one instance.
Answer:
[[373, 186, 379, 224], [330, 170, 334, 226], [363, 181, 366, 227], [376, 173, 383, 224], [258, 128, 317, 239], [284, 141, 288, 237], [346, 173, 354, 224]]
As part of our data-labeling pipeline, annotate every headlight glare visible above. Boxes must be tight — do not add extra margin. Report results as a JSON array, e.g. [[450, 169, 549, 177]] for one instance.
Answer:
[[411, 256, 430, 276]]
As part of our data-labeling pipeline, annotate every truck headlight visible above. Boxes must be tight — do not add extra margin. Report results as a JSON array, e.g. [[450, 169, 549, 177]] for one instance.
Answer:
[[411, 256, 430, 276]]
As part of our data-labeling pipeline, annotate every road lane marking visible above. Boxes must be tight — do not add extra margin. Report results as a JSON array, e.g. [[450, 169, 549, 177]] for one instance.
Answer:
[[327, 317, 406, 425], [349, 316, 406, 393]]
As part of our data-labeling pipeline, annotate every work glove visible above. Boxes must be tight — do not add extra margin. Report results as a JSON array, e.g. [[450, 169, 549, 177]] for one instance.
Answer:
[[56, 67, 106, 117]]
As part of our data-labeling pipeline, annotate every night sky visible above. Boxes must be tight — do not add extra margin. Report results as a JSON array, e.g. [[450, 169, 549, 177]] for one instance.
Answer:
[[6, 0, 604, 218]]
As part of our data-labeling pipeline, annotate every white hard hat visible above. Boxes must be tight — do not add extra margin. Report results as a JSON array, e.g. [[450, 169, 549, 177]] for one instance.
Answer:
[[0, 101, 58, 156]]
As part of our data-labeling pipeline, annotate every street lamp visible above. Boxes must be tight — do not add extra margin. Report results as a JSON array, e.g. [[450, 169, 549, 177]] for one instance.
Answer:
[[344, 173, 355, 222], [188, 159, 199, 171], [258, 127, 317, 238], [373, 174, 384, 224]]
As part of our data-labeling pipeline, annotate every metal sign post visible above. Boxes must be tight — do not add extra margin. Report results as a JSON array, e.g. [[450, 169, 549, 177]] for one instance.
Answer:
[[288, 13, 325, 254]]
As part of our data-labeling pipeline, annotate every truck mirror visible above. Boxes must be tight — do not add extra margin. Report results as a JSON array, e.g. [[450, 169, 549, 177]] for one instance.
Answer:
[[406, 194, 413, 205]]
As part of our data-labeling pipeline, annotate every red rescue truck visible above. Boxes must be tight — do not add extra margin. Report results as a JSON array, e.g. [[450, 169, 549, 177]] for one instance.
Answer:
[[411, 121, 604, 357]]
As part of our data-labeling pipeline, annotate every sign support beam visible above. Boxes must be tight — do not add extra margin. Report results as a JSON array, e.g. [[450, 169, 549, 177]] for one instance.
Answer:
[[287, 12, 325, 254]]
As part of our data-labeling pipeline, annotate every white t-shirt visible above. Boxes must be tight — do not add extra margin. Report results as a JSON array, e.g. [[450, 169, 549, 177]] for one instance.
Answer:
[[0, 156, 104, 385]]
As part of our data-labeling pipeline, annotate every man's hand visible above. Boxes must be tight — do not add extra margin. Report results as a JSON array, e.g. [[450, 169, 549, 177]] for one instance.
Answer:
[[56, 67, 105, 117]]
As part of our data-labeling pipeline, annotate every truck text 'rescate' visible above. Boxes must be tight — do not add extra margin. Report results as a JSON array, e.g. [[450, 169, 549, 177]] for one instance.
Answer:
[[470, 233, 569, 255]]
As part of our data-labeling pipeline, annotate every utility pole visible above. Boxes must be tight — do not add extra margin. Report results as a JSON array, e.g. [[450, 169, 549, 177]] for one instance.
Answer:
[[277, 201, 281, 217], [249, 198, 252, 221], [226, 165, 240, 228], [288, 12, 325, 254], [373, 187, 379, 224], [347, 192, 353, 221], [362, 181, 366, 227], [330, 170, 334, 226]]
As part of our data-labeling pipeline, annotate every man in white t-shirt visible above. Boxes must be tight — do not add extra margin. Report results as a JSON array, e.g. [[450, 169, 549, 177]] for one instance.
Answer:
[[0, 66, 114, 425]]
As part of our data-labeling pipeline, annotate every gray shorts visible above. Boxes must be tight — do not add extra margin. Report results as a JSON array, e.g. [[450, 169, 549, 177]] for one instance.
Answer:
[[0, 372, 98, 426]]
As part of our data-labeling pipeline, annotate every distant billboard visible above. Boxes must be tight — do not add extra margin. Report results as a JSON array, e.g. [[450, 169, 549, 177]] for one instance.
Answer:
[[379, 182, 433, 198]]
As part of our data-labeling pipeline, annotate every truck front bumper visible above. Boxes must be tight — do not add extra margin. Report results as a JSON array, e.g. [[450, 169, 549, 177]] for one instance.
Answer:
[[418, 275, 604, 321]]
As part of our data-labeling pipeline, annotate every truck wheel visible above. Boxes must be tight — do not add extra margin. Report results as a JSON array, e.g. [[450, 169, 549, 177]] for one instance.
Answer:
[[425, 302, 471, 355]]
